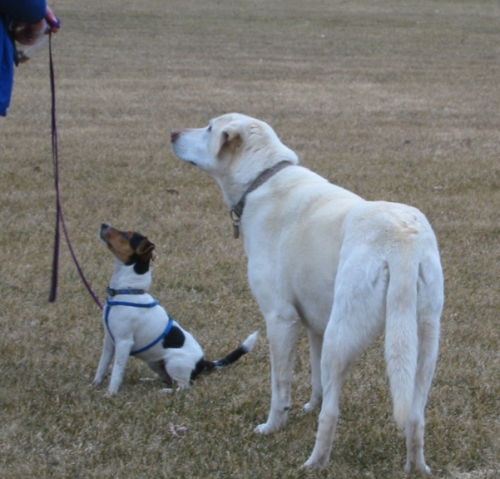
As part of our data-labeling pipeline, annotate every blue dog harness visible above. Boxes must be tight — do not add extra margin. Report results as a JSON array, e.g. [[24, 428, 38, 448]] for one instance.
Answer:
[[104, 288, 173, 356]]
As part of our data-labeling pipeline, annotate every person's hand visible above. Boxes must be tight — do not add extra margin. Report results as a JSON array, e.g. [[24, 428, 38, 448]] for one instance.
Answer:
[[12, 19, 46, 46], [12, 5, 60, 45], [45, 6, 60, 34]]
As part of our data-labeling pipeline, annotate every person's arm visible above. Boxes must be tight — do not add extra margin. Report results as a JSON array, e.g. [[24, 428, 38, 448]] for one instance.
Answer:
[[0, 0, 46, 24], [3, 1, 59, 46]]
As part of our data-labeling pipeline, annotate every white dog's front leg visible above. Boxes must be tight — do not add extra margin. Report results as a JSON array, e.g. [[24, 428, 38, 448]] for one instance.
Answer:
[[92, 333, 114, 386], [254, 314, 300, 435], [107, 339, 134, 396]]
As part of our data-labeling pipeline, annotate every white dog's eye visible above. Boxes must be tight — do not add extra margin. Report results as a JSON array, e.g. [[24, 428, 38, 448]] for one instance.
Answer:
[[207, 125, 212, 132]]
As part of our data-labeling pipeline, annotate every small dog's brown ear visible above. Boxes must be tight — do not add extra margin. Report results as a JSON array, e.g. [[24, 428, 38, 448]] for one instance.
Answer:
[[136, 238, 156, 261]]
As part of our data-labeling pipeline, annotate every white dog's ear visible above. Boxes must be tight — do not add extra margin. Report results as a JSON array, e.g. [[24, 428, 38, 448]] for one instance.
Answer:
[[215, 121, 243, 158]]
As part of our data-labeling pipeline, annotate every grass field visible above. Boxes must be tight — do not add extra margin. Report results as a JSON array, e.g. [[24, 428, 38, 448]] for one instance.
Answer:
[[1, 0, 499, 477]]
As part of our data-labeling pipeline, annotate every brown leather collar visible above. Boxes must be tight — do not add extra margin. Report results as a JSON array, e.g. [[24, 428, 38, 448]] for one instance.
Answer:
[[230, 160, 293, 239]]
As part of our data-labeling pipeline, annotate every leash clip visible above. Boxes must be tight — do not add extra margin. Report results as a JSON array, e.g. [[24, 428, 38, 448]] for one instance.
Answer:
[[230, 210, 241, 239]]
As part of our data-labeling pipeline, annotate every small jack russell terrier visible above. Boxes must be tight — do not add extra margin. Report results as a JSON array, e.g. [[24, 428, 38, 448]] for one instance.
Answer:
[[92, 223, 258, 395]]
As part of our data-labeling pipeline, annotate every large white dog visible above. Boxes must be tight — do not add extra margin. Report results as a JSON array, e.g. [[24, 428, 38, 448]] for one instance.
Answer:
[[171, 113, 443, 473]]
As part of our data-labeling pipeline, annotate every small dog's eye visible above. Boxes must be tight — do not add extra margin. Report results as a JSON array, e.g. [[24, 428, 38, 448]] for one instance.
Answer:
[[207, 125, 212, 132]]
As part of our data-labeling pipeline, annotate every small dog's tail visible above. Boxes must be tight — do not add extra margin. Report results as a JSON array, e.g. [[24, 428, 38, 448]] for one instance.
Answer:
[[213, 331, 259, 368], [191, 332, 258, 380]]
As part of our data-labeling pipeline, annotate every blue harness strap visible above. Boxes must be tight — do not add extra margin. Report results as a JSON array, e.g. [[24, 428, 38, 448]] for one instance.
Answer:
[[104, 297, 173, 356]]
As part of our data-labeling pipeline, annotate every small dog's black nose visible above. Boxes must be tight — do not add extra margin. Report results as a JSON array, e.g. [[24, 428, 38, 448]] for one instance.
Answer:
[[100, 223, 111, 236], [100, 223, 111, 241], [171, 130, 181, 143]]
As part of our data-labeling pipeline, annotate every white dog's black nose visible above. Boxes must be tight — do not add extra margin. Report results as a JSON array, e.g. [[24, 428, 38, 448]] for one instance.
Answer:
[[171, 130, 181, 143]]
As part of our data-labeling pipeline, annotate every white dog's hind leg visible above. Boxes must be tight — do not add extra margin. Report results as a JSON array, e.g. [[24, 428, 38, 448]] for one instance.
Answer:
[[303, 253, 387, 469], [303, 315, 375, 469], [303, 329, 323, 413], [255, 313, 300, 435], [92, 333, 114, 386]]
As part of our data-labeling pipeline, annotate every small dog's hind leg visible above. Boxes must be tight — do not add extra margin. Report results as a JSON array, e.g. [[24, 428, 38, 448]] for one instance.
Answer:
[[165, 358, 193, 391], [158, 388, 174, 394], [146, 360, 173, 386]]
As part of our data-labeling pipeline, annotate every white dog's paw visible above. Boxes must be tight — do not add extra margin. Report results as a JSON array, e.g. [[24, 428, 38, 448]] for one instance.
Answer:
[[91, 376, 104, 387], [302, 392, 321, 413], [254, 422, 278, 435], [302, 402, 317, 414], [301, 458, 327, 471], [158, 388, 174, 394], [405, 463, 431, 474]]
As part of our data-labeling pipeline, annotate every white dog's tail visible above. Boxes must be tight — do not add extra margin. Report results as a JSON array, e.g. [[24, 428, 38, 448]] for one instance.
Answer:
[[385, 253, 419, 429], [191, 332, 258, 380]]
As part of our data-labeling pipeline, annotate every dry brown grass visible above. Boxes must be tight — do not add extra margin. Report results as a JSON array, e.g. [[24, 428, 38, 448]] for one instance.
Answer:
[[1, 0, 499, 477]]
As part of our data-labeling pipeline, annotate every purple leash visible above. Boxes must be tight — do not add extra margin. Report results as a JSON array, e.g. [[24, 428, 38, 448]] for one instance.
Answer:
[[47, 32, 103, 310]]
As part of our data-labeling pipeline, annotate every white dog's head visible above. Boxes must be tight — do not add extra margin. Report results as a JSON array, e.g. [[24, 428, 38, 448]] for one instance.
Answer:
[[171, 113, 298, 207]]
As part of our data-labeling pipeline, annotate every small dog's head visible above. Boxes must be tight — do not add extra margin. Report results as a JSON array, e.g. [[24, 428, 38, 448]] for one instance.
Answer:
[[100, 223, 156, 274]]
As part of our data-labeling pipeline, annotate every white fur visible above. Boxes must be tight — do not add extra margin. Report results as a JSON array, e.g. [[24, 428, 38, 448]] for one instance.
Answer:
[[172, 113, 443, 473], [93, 236, 257, 395], [241, 331, 259, 352]]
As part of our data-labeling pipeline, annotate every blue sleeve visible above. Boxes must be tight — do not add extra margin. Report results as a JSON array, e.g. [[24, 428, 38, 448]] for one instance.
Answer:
[[0, 0, 47, 24], [0, 18, 14, 116]]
